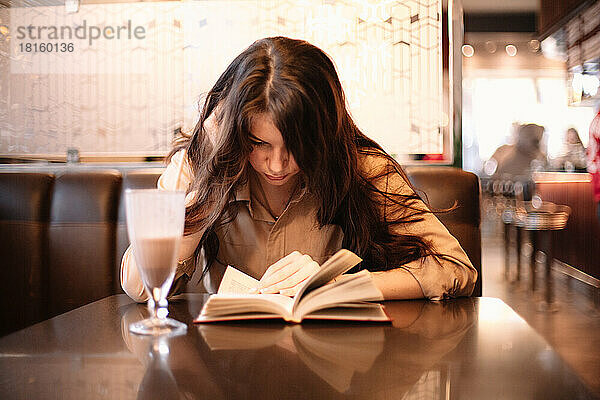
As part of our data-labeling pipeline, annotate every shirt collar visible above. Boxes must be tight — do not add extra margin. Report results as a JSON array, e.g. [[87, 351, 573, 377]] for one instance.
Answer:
[[231, 178, 251, 203], [228, 170, 308, 222]]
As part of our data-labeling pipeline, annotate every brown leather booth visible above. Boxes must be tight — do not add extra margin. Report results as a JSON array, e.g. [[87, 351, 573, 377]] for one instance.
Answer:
[[406, 167, 482, 297], [0, 173, 54, 336], [48, 171, 122, 317], [0, 166, 481, 336]]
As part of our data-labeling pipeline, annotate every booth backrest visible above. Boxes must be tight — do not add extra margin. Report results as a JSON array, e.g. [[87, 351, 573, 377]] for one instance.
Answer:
[[405, 166, 482, 297], [0, 166, 481, 335], [48, 171, 122, 317], [0, 173, 54, 336]]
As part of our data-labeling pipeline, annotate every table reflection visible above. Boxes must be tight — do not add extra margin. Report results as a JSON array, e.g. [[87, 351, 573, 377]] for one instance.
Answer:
[[121, 298, 475, 399], [120, 304, 226, 399]]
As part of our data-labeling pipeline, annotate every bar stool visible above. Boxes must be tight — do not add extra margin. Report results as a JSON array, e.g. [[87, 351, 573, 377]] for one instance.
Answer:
[[495, 177, 534, 281], [502, 204, 516, 280], [512, 200, 570, 311]]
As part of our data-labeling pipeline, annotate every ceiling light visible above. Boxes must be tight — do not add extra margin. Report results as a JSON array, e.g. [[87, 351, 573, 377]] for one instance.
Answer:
[[462, 44, 474, 57], [505, 44, 517, 57]]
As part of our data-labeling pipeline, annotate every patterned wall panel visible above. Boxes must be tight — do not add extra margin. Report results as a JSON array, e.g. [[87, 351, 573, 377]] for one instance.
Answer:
[[1, 0, 443, 157], [2, 3, 183, 156]]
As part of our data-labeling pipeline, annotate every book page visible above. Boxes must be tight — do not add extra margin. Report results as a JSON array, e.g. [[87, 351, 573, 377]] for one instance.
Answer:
[[305, 250, 363, 290], [218, 265, 259, 295], [295, 270, 386, 319], [302, 304, 389, 322], [196, 294, 295, 322], [292, 249, 363, 310]]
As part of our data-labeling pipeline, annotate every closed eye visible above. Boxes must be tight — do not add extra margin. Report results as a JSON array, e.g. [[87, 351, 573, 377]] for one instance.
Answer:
[[249, 136, 269, 147], [250, 140, 268, 147]]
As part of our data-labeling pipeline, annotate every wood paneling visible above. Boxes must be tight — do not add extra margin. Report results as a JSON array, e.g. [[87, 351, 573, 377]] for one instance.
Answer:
[[535, 174, 600, 279], [538, 0, 592, 38]]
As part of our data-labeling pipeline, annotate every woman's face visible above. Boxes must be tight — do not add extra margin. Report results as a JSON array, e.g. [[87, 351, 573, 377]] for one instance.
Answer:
[[248, 113, 301, 187]]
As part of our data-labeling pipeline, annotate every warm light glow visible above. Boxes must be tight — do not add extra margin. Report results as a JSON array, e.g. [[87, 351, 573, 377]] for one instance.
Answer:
[[571, 72, 600, 98], [533, 172, 592, 183], [572, 72, 583, 95], [533, 180, 592, 183], [478, 298, 524, 324], [461, 75, 596, 173], [582, 74, 599, 96], [462, 44, 474, 57], [541, 36, 565, 61], [505, 44, 517, 57]]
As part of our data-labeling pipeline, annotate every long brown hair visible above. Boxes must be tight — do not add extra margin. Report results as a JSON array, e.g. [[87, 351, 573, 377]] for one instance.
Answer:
[[171, 36, 437, 275]]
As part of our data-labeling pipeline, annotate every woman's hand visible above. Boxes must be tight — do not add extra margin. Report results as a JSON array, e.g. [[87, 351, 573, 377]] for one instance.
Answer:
[[257, 251, 320, 297]]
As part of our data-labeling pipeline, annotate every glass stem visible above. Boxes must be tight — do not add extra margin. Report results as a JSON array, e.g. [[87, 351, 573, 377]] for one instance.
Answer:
[[149, 288, 168, 321], [157, 298, 168, 321]]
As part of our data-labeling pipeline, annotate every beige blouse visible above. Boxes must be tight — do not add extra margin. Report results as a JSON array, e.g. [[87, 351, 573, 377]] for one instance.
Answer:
[[120, 150, 477, 302]]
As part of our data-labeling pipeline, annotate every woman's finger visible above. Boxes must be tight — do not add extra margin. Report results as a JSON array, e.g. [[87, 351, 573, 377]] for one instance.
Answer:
[[278, 269, 316, 296], [261, 254, 313, 291], [277, 259, 318, 290], [260, 251, 301, 282], [259, 255, 311, 293], [260, 251, 303, 287], [260, 258, 319, 294]]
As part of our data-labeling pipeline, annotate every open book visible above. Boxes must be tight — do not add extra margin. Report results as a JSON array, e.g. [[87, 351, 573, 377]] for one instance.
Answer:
[[194, 249, 390, 323]]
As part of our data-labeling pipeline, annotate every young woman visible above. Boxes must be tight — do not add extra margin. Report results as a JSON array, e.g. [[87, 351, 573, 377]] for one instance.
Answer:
[[121, 36, 477, 302]]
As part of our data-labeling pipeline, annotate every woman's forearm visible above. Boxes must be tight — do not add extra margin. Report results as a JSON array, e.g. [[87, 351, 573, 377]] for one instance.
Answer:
[[120, 246, 148, 303], [370, 268, 425, 300]]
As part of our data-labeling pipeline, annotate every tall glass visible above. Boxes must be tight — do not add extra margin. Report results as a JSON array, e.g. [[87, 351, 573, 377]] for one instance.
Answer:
[[125, 189, 187, 335]]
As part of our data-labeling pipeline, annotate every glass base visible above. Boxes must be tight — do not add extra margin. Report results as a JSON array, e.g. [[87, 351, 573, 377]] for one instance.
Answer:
[[129, 317, 187, 336]]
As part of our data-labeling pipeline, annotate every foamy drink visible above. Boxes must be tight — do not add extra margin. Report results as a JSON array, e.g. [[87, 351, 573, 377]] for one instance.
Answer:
[[133, 236, 179, 289]]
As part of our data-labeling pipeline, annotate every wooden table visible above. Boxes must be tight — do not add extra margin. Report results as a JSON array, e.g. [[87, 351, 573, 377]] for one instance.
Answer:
[[0, 294, 597, 399]]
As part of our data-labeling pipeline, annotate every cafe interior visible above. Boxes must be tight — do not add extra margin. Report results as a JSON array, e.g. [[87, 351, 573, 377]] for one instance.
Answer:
[[1, 0, 600, 398]]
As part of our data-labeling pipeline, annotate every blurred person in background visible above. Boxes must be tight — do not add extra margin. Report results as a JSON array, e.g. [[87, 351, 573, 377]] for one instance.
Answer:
[[490, 123, 547, 177], [551, 127, 587, 171], [588, 110, 600, 222]]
